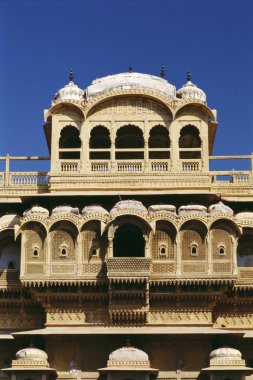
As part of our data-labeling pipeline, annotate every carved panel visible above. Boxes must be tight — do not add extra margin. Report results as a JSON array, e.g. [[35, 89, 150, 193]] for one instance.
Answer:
[[151, 230, 174, 260], [152, 262, 176, 274], [211, 229, 232, 259], [26, 263, 44, 275], [213, 262, 232, 273], [51, 230, 75, 261], [214, 313, 253, 327], [25, 229, 45, 261], [149, 309, 211, 324]]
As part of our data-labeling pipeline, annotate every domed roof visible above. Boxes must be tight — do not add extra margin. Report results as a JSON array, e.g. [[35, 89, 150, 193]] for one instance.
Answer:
[[179, 204, 207, 214], [82, 205, 109, 216], [23, 205, 49, 218], [111, 200, 148, 214], [208, 201, 233, 215], [86, 71, 176, 99], [54, 70, 84, 104], [52, 205, 79, 216], [148, 204, 176, 214], [107, 342, 150, 368], [210, 347, 242, 360], [177, 72, 206, 103], [16, 346, 48, 361]]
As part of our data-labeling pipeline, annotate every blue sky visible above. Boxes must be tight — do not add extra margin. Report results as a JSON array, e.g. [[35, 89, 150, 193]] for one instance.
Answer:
[[1, 0, 253, 171]]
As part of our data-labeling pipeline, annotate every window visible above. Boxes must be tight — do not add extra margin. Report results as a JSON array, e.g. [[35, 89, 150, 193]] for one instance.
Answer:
[[218, 244, 226, 256], [159, 244, 167, 257], [190, 243, 198, 256], [8, 262, 15, 269], [33, 247, 39, 257], [60, 245, 68, 257]]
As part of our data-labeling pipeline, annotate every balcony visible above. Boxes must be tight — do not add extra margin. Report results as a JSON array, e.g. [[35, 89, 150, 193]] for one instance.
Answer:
[[107, 258, 152, 281]]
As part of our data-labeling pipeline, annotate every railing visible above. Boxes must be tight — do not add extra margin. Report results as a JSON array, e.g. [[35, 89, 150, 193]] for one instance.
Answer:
[[237, 268, 253, 282], [151, 160, 170, 172], [10, 172, 48, 186], [91, 161, 110, 172], [60, 160, 80, 172], [117, 161, 143, 173], [211, 171, 251, 184], [181, 160, 201, 172]]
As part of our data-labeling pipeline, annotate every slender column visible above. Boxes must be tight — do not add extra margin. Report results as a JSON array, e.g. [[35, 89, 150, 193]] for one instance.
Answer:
[[45, 234, 51, 276], [232, 236, 238, 275], [108, 226, 115, 258], [207, 232, 212, 275], [144, 139, 149, 172], [111, 141, 116, 173], [144, 234, 150, 258], [176, 233, 181, 275], [76, 233, 82, 276]]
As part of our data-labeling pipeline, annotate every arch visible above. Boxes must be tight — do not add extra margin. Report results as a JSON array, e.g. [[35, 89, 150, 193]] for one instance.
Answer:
[[50, 220, 78, 262], [209, 218, 240, 236], [149, 125, 170, 148], [113, 223, 145, 257], [89, 125, 111, 148], [116, 125, 144, 148], [237, 234, 253, 267], [108, 213, 154, 234], [151, 220, 176, 260], [49, 219, 79, 235], [174, 103, 216, 121], [0, 230, 20, 270], [81, 220, 108, 261], [179, 125, 201, 148], [180, 220, 207, 261], [89, 125, 111, 160], [44, 102, 85, 121], [59, 126, 81, 148], [22, 221, 47, 262]]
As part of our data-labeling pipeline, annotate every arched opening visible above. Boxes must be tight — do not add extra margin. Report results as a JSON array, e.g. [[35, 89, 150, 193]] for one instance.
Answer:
[[50, 221, 78, 262], [210, 220, 235, 260], [115, 125, 144, 160], [148, 125, 170, 159], [0, 231, 21, 270], [237, 234, 253, 267], [113, 224, 145, 257], [89, 125, 111, 160], [81, 220, 108, 261], [180, 220, 207, 261], [151, 221, 176, 260], [179, 125, 201, 160], [59, 126, 81, 159], [23, 222, 46, 262]]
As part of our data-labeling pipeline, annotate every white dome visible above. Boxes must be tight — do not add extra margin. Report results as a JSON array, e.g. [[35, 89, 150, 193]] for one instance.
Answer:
[[179, 204, 207, 214], [54, 71, 84, 104], [52, 205, 79, 216], [109, 345, 149, 362], [111, 200, 148, 214], [86, 72, 176, 99], [148, 205, 176, 214], [177, 73, 206, 102], [210, 347, 242, 360], [16, 346, 48, 361], [208, 201, 233, 215], [23, 205, 49, 218], [82, 205, 109, 216]]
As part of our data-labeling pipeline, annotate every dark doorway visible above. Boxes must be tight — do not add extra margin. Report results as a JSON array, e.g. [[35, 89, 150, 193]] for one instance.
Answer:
[[113, 224, 145, 257]]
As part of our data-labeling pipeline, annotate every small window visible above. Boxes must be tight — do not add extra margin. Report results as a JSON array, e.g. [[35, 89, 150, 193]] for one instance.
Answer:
[[218, 244, 226, 256], [91, 248, 97, 256], [33, 247, 39, 257], [60, 245, 68, 257], [159, 244, 167, 256], [190, 243, 198, 256]]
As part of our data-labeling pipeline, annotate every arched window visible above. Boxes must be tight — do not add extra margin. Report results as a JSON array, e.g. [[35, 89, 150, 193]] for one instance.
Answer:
[[218, 245, 226, 256], [7, 262, 15, 269], [179, 125, 201, 160], [60, 244, 68, 257], [148, 125, 170, 159], [115, 125, 144, 160], [59, 126, 81, 159], [151, 221, 176, 260], [113, 223, 145, 257], [211, 220, 235, 260], [190, 242, 198, 256], [181, 221, 207, 261], [0, 231, 21, 270], [159, 244, 167, 256], [89, 126, 111, 160], [32, 247, 39, 257]]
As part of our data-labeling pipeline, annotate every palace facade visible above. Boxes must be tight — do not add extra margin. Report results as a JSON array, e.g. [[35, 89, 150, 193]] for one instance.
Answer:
[[1, 69, 253, 380]]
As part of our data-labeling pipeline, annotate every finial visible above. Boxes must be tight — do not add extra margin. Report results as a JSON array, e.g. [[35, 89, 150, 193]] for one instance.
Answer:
[[128, 66, 133, 73], [126, 338, 131, 347], [69, 68, 74, 82], [160, 64, 165, 78], [187, 71, 191, 82]]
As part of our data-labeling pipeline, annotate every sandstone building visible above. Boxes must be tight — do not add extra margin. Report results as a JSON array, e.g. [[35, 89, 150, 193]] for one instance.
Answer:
[[1, 69, 253, 380]]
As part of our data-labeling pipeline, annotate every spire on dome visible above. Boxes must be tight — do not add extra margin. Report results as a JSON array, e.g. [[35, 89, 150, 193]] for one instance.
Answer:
[[69, 68, 74, 82], [187, 71, 191, 82], [160, 64, 165, 78]]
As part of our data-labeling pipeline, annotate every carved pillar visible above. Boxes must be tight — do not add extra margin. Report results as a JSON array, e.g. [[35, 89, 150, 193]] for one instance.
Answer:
[[144, 139, 149, 172], [111, 142, 116, 173], [45, 234, 51, 276], [20, 233, 26, 278], [144, 233, 150, 258], [108, 226, 116, 258], [207, 231, 212, 275], [76, 233, 82, 276], [176, 233, 181, 275]]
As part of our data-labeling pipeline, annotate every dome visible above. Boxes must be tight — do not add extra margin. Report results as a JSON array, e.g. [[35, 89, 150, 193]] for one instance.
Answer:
[[107, 343, 150, 368], [52, 205, 79, 216], [110, 200, 148, 214], [54, 70, 84, 104], [86, 72, 176, 99], [148, 205, 176, 214], [82, 205, 109, 216], [0, 214, 20, 228], [210, 347, 242, 360], [208, 201, 233, 215], [23, 205, 49, 218], [179, 204, 207, 215], [177, 72, 206, 103], [16, 346, 48, 361]]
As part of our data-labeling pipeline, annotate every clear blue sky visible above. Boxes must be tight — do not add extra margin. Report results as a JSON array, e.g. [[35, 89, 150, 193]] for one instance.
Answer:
[[1, 0, 253, 171]]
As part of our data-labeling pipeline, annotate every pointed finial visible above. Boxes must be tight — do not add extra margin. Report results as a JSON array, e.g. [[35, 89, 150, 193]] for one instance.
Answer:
[[160, 64, 165, 78], [126, 338, 131, 347], [187, 71, 191, 82], [69, 68, 74, 82], [128, 66, 133, 73]]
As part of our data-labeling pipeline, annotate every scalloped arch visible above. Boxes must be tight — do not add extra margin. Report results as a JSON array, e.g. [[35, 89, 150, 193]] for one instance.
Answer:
[[174, 102, 216, 121], [107, 212, 154, 233], [45, 102, 85, 121]]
